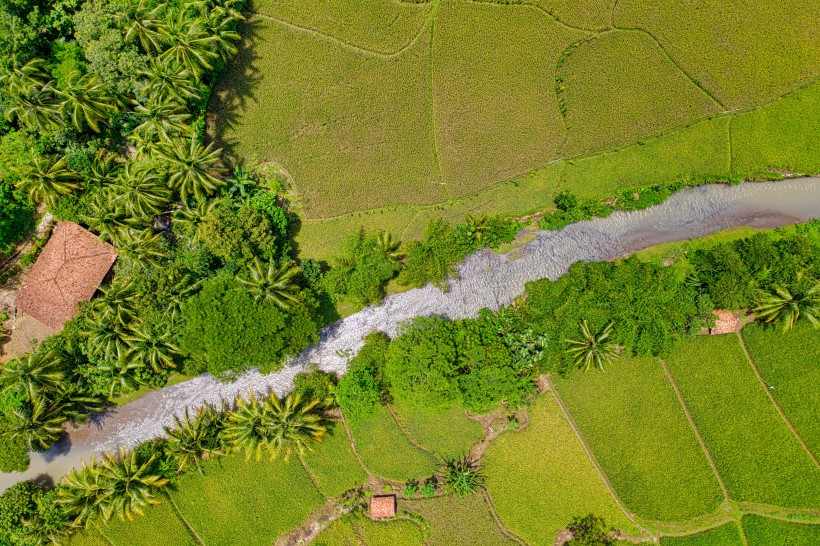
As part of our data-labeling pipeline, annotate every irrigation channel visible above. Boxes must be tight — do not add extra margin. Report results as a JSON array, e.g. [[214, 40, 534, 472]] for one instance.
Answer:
[[2, 177, 820, 493]]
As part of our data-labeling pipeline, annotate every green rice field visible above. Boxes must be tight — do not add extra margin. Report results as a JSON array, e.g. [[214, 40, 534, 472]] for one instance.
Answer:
[[301, 422, 369, 498], [742, 515, 820, 546], [404, 494, 518, 546], [659, 522, 744, 546], [389, 401, 483, 460]]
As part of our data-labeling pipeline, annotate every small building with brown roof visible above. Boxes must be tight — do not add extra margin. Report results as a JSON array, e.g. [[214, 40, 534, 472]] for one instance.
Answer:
[[710, 309, 741, 335], [14, 222, 117, 330], [370, 495, 396, 519]]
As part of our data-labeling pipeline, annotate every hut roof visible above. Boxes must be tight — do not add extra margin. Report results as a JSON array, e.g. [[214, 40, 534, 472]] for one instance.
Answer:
[[15, 222, 117, 330], [370, 495, 396, 519], [710, 309, 741, 335]]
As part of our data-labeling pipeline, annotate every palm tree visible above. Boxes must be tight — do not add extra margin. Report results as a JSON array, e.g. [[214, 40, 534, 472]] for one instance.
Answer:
[[463, 213, 490, 243], [123, 323, 179, 373], [82, 195, 140, 245], [85, 150, 122, 188], [172, 197, 224, 240], [53, 385, 108, 427], [440, 456, 484, 496], [89, 278, 139, 327], [159, 12, 220, 79], [153, 136, 226, 200], [0, 58, 63, 131], [163, 405, 223, 473], [140, 60, 200, 104], [58, 71, 118, 133], [8, 396, 65, 450], [13, 155, 80, 207], [754, 278, 820, 332], [122, 0, 168, 54], [96, 449, 169, 521], [376, 231, 404, 262], [222, 393, 269, 461], [237, 258, 301, 309], [106, 162, 172, 218], [131, 99, 192, 146], [565, 320, 623, 372], [58, 463, 106, 528], [203, 5, 242, 61], [261, 393, 330, 462], [0, 351, 65, 400], [114, 229, 170, 267]]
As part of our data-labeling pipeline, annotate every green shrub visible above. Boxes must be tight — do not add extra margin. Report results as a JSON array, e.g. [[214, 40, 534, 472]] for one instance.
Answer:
[[322, 230, 400, 305], [335, 332, 390, 418], [0, 435, 31, 473], [198, 203, 289, 266], [0, 481, 38, 542], [0, 183, 34, 255]]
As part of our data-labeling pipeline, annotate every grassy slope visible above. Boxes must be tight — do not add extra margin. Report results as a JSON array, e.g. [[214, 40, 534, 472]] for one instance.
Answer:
[[484, 395, 635, 544], [96, 501, 197, 546], [559, 30, 719, 156], [742, 515, 820, 545], [302, 423, 368, 498], [554, 355, 723, 522], [432, 1, 582, 197], [732, 79, 820, 176], [170, 454, 324, 546], [389, 401, 483, 460], [249, 0, 430, 52], [561, 117, 729, 199], [659, 522, 745, 546], [613, 0, 820, 108], [347, 404, 438, 481], [740, 322, 820, 457], [665, 336, 820, 509], [405, 494, 518, 546]]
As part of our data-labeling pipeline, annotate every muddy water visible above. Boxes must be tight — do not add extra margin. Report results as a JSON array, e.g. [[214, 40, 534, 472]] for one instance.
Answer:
[[2, 177, 819, 493]]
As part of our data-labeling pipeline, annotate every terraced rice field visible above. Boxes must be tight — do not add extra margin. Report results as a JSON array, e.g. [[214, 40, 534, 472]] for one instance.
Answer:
[[659, 522, 744, 546], [742, 515, 820, 545], [301, 422, 369, 498], [389, 401, 483, 460]]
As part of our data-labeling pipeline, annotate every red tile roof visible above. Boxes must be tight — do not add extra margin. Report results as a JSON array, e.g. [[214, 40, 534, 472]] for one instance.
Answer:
[[710, 309, 741, 335], [370, 495, 396, 519], [15, 222, 117, 330]]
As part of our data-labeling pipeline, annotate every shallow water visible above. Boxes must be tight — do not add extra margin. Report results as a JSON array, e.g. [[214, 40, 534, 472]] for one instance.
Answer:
[[2, 177, 819, 493]]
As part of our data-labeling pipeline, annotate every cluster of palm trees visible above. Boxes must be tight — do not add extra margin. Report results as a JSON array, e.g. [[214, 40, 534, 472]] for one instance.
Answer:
[[54, 391, 331, 529]]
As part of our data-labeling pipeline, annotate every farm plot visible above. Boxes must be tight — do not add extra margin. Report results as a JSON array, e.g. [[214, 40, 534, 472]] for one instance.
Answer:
[[731, 79, 820, 177], [249, 0, 431, 53], [169, 454, 324, 546], [389, 400, 483, 460], [742, 515, 820, 546], [665, 336, 820, 509], [301, 422, 368, 498], [97, 501, 198, 546], [404, 494, 518, 546], [432, 0, 583, 198], [561, 117, 729, 199], [553, 355, 724, 522], [659, 523, 744, 546], [346, 404, 438, 481], [526, 0, 613, 30], [209, 16, 443, 218], [558, 30, 719, 156], [740, 322, 820, 458], [612, 0, 820, 108], [314, 517, 424, 545], [483, 395, 636, 544]]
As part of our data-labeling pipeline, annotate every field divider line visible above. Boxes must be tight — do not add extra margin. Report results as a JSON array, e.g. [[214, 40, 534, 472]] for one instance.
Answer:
[[165, 490, 207, 546], [727, 116, 735, 174], [466, 0, 603, 33], [297, 453, 326, 498], [248, 8, 431, 60], [544, 377, 654, 540], [735, 332, 820, 469], [659, 359, 730, 503], [94, 527, 117, 546], [384, 402, 443, 462], [337, 411, 376, 478], [481, 489, 530, 546]]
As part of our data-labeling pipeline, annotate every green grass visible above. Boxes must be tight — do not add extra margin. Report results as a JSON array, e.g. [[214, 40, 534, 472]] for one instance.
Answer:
[[554, 355, 724, 522], [96, 500, 197, 546], [389, 400, 483, 460], [484, 395, 636, 544], [169, 453, 324, 546], [634, 226, 762, 263], [613, 0, 820, 108], [249, 0, 430, 53], [301, 422, 368, 498], [559, 30, 719, 156], [313, 517, 424, 546], [742, 515, 820, 545], [347, 404, 438, 481], [665, 336, 820, 509], [732, 79, 820, 176], [659, 522, 744, 546], [405, 494, 518, 546], [432, 0, 582, 197], [741, 321, 820, 458], [561, 117, 729, 199], [65, 530, 111, 546]]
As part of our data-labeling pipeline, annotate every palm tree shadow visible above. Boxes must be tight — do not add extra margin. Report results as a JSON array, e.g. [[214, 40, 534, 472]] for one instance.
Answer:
[[207, 16, 266, 161]]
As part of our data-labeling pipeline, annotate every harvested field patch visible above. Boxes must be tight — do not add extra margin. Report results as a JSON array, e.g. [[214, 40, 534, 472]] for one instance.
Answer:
[[561, 117, 729, 199], [249, 0, 430, 52], [484, 395, 636, 544], [742, 514, 820, 546], [612, 0, 820, 108], [98, 501, 197, 546], [554, 355, 724, 522], [732, 79, 820, 176], [302, 423, 368, 498], [665, 336, 820, 509], [170, 454, 324, 546], [659, 522, 744, 546], [432, 0, 583, 197], [405, 494, 518, 546], [347, 404, 438, 481], [210, 16, 443, 218], [558, 30, 719, 156], [740, 322, 820, 458], [389, 401, 483, 460]]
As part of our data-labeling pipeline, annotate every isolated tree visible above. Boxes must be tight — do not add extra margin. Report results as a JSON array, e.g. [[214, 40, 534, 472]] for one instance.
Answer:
[[565, 320, 623, 372], [566, 514, 614, 545], [154, 136, 226, 200], [237, 258, 300, 309], [441, 456, 484, 496], [754, 277, 820, 332], [58, 71, 118, 133], [14, 156, 80, 208]]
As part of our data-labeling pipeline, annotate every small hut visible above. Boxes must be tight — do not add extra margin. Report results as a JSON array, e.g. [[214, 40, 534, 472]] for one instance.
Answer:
[[370, 495, 396, 519], [710, 310, 741, 335]]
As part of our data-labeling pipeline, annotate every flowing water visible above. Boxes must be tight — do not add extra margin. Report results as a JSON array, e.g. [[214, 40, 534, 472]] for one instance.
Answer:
[[2, 177, 819, 493]]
